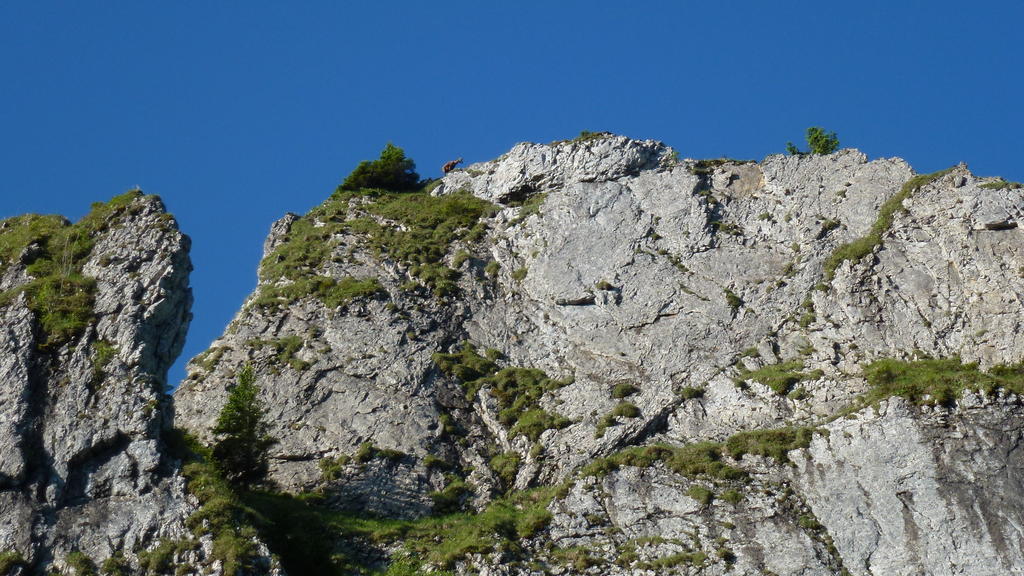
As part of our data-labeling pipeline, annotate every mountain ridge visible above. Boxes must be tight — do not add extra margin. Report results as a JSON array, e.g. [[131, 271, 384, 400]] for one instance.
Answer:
[[3, 133, 1024, 575]]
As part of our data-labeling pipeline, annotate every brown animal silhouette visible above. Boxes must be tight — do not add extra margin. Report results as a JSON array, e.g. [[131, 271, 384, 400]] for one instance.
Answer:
[[442, 157, 463, 174]]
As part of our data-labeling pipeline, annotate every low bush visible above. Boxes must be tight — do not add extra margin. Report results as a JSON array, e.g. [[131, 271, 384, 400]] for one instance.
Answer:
[[339, 143, 421, 192], [725, 427, 815, 464]]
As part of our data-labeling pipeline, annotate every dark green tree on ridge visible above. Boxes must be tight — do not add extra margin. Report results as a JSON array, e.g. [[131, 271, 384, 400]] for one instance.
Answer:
[[787, 127, 840, 155], [212, 364, 277, 486], [339, 142, 421, 191]]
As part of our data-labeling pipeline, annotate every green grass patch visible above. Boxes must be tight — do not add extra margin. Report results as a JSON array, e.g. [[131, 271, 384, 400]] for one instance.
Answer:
[[246, 335, 311, 371], [434, 343, 572, 441], [508, 192, 548, 225], [724, 288, 743, 312], [353, 442, 407, 464], [686, 485, 714, 506], [735, 360, 823, 395], [0, 191, 151, 349], [725, 427, 816, 464], [0, 551, 26, 574], [980, 178, 1023, 190], [256, 185, 496, 306], [490, 452, 522, 490], [580, 442, 745, 482], [318, 455, 350, 482], [90, 340, 117, 383], [429, 475, 472, 514], [859, 357, 1024, 408], [66, 551, 97, 576], [678, 386, 705, 400], [823, 168, 954, 281], [688, 158, 753, 177], [162, 430, 264, 575], [611, 383, 639, 399], [244, 486, 557, 573], [193, 346, 229, 372]]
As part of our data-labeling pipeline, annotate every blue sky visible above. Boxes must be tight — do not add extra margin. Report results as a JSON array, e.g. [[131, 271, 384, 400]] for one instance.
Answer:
[[2, 2, 1021, 387]]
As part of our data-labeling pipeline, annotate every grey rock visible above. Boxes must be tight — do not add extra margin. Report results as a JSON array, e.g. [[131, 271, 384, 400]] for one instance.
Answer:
[[175, 135, 1024, 573], [0, 194, 280, 575]]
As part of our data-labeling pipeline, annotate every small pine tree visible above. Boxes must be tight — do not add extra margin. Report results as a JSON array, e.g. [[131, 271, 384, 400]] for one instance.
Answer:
[[787, 127, 840, 155], [212, 364, 277, 486], [806, 126, 839, 155], [339, 142, 421, 191]]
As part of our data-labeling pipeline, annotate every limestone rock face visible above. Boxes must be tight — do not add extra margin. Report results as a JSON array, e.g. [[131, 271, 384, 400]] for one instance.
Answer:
[[0, 193, 280, 575], [175, 134, 1024, 574]]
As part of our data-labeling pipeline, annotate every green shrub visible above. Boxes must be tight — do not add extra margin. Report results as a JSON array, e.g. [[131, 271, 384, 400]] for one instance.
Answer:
[[725, 427, 815, 464], [212, 364, 277, 486], [686, 485, 714, 506], [611, 383, 639, 399], [859, 357, 1024, 407], [429, 476, 472, 514], [158, 429, 266, 575], [0, 551, 26, 574], [339, 143, 421, 192], [511, 267, 528, 282], [787, 127, 839, 155], [490, 452, 522, 489], [735, 360, 821, 395], [99, 551, 130, 576], [979, 178, 1023, 190], [611, 402, 640, 419], [66, 551, 97, 576], [434, 343, 572, 441]]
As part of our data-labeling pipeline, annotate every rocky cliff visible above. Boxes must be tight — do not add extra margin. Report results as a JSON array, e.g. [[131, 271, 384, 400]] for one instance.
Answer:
[[0, 192, 280, 576], [13, 134, 1022, 576], [173, 134, 1024, 575]]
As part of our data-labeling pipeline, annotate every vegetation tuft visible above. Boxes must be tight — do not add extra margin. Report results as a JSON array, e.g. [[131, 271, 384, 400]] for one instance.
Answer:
[[858, 357, 1024, 408], [787, 127, 839, 155], [161, 429, 266, 575], [339, 143, 421, 192], [243, 485, 558, 573], [725, 427, 816, 464], [434, 343, 572, 441], [247, 335, 311, 371], [580, 442, 746, 482], [734, 360, 823, 395], [979, 178, 1023, 190], [823, 168, 954, 281], [0, 191, 148, 349], [258, 164, 496, 305]]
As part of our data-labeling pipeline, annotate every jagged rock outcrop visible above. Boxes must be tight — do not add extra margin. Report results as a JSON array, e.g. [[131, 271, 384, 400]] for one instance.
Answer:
[[0, 192, 280, 575], [175, 134, 1024, 575]]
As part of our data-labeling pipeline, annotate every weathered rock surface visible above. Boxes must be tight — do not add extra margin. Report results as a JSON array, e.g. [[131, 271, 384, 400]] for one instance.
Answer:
[[0, 193, 280, 575], [175, 134, 1024, 574]]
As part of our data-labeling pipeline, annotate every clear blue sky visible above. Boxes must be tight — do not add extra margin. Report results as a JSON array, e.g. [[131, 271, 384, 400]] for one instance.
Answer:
[[2, 2, 1021, 387]]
